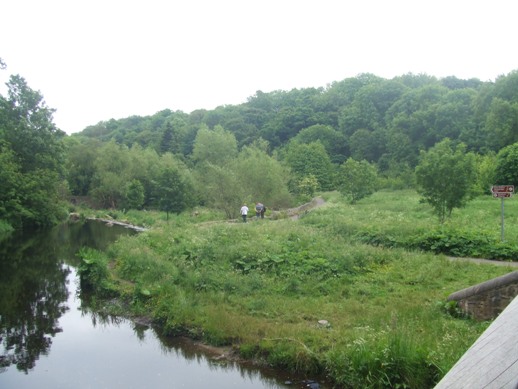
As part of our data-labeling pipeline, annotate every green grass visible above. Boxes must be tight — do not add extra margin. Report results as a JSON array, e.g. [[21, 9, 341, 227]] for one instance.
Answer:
[[79, 190, 518, 388]]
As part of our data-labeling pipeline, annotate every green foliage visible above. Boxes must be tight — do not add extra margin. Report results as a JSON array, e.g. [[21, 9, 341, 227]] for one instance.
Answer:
[[234, 143, 293, 210], [194, 162, 243, 219], [484, 98, 518, 150], [325, 325, 441, 388], [291, 124, 348, 163], [156, 166, 193, 218], [65, 137, 101, 195], [378, 161, 416, 190], [0, 219, 14, 235], [317, 189, 518, 261], [475, 152, 497, 195], [90, 140, 130, 208], [0, 72, 67, 228], [495, 142, 518, 187], [339, 158, 379, 203], [284, 141, 336, 192], [63, 70, 518, 224], [191, 124, 238, 166], [415, 139, 477, 223], [194, 143, 293, 218], [295, 174, 319, 202], [437, 300, 469, 319], [77, 248, 116, 297], [78, 190, 515, 388], [355, 227, 515, 259], [122, 179, 145, 210]]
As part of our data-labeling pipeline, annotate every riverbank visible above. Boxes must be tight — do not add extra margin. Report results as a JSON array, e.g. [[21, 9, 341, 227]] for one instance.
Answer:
[[86, 217, 149, 232], [78, 190, 518, 388]]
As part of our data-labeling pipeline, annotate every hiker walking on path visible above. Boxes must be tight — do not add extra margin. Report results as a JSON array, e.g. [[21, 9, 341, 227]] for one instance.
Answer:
[[255, 202, 265, 219], [240, 204, 249, 223]]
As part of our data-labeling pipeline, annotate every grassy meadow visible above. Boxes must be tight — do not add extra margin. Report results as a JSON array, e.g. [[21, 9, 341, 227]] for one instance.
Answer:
[[78, 190, 518, 388]]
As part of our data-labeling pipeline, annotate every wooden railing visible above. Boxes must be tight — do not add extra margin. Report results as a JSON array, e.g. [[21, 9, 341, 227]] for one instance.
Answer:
[[434, 294, 518, 388]]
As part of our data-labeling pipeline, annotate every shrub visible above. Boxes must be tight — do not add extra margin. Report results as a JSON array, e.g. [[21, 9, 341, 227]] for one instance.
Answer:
[[77, 248, 117, 297]]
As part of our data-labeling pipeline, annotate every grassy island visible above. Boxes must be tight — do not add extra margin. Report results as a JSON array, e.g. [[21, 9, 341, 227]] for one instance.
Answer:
[[78, 190, 518, 388]]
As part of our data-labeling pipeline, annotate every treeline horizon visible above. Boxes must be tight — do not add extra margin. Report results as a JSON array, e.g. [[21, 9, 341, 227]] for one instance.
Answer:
[[2, 63, 518, 231], [77, 70, 518, 168]]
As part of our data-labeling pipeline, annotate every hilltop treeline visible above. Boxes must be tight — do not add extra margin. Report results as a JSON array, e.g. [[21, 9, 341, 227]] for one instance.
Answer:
[[80, 71, 518, 167], [3, 66, 518, 231]]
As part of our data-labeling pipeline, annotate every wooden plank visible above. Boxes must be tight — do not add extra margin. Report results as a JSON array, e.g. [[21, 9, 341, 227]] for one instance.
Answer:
[[435, 296, 518, 388]]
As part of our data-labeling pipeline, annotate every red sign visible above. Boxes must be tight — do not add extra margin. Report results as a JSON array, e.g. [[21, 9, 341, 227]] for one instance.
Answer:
[[491, 185, 514, 194], [493, 192, 512, 198]]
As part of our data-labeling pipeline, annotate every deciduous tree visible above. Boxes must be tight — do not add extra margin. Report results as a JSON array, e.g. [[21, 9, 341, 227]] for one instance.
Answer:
[[415, 139, 476, 222], [338, 158, 378, 203], [284, 141, 335, 192], [191, 124, 237, 166], [494, 142, 518, 187], [0, 72, 66, 228]]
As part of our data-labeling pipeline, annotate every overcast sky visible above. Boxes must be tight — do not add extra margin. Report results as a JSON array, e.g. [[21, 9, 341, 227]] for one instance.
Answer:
[[1, 0, 517, 134]]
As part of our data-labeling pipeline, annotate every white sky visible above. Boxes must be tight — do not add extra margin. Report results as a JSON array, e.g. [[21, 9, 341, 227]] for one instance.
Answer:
[[1, 0, 517, 134]]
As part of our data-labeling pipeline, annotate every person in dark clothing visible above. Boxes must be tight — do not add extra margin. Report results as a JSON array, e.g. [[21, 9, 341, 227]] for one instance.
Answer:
[[255, 202, 266, 219]]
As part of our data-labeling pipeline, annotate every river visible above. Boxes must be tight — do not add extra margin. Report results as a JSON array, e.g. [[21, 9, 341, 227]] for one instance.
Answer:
[[0, 220, 326, 388]]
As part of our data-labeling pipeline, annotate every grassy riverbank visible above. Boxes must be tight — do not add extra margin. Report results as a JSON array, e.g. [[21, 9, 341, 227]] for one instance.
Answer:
[[78, 190, 518, 388]]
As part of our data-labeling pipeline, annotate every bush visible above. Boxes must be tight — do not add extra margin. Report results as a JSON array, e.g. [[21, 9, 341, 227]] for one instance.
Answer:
[[77, 248, 117, 297]]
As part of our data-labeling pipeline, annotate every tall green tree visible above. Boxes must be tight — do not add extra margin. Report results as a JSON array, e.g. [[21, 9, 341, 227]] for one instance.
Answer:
[[291, 124, 348, 163], [483, 98, 518, 151], [415, 139, 477, 223], [191, 124, 237, 166], [89, 140, 130, 208], [0, 72, 66, 228], [194, 162, 243, 219], [475, 152, 497, 195], [65, 137, 102, 196], [122, 179, 145, 210], [284, 141, 335, 192], [0, 146, 24, 231], [349, 128, 387, 163], [234, 141, 293, 209], [494, 142, 518, 187], [156, 167, 192, 219], [338, 158, 378, 204]]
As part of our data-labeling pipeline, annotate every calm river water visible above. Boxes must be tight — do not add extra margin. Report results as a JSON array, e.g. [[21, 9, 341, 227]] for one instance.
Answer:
[[0, 221, 327, 389]]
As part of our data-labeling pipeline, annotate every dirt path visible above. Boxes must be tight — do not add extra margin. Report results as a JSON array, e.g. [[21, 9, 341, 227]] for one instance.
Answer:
[[285, 196, 326, 220], [447, 256, 518, 268]]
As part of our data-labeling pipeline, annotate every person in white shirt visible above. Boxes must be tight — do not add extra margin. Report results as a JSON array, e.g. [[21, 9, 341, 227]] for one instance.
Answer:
[[240, 204, 249, 223]]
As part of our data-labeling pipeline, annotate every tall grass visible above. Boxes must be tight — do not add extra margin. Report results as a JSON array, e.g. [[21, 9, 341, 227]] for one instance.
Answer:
[[79, 190, 517, 388]]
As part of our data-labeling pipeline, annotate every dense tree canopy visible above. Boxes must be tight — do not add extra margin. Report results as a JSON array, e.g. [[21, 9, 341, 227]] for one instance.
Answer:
[[284, 141, 335, 192], [55, 69, 518, 220], [494, 143, 518, 188], [0, 69, 66, 230], [338, 158, 379, 203], [4, 62, 518, 228]]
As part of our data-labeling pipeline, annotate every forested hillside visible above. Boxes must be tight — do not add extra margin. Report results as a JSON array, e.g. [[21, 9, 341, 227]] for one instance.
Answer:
[[3, 63, 518, 231], [78, 71, 518, 166]]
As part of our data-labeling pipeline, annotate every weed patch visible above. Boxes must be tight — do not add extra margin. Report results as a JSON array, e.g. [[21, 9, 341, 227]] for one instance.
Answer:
[[82, 190, 517, 388]]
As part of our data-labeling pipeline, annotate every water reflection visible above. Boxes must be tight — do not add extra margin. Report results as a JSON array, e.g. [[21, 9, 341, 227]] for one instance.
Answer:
[[0, 229, 70, 373], [0, 221, 134, 374], [0, 222, 321, 388], [2, 266, 294, 388]]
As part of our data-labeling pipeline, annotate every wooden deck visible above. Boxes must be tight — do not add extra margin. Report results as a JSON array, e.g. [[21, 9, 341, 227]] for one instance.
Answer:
[[434, 295, 518, 388]]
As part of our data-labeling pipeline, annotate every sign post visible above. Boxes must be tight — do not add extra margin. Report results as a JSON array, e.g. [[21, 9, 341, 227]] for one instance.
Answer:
[[491, 185, 514, 241]]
